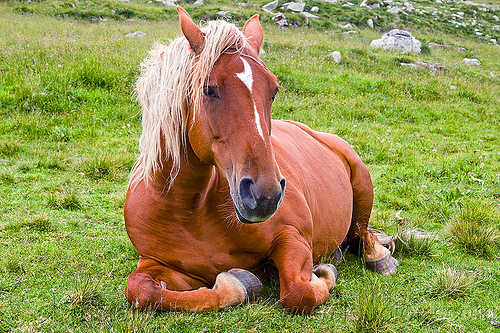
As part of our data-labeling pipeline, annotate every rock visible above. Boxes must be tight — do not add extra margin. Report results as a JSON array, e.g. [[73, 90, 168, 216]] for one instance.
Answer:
[[493, 15, 499, 21], [345, 30, 357, 34], [367, 18, 374, 28], [404, 2, 416, 13], [340, 23, 354, 29], [310, 6, 319, 12], [360, 0, 368, 7], [428, 42, 452, 49], [463, 58, 481, 65], [400, 61, 447, 74], [263, 0, 279, 11], [193, 0, 203, 5], [125, 31, 146, 38], [327, 51, 342, 63], [449, 85, 458, 90], [286, 2, 305, 12], [368, 2, 381, 9], [319, 0, 337, 3], [156, 0, 176, 6], [217, 11, 232, 20], [370, 29, 422, 53], [272, 13, 288, 29], [343, 2, 355, 6], [260, 48, 266, 58], [301, 12, 319, 20], [387, 6, 400, 14], [492, 25, 500, 31]]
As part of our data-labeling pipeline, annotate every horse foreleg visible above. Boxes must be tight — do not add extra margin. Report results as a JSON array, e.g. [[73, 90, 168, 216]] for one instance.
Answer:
[[125, 259, 262, 312], [271, 229, 338, 315]]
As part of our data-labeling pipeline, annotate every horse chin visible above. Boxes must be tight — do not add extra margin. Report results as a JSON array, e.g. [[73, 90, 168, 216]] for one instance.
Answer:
[[234, 204, 274, 224]]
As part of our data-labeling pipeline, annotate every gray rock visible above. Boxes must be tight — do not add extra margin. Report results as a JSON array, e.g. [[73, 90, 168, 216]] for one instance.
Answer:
[[449, 85, 458, 90], [360, 0, 368, 7], [343, 2, 355, 6], [301, 12, 319, 19], [125, 31, 146, 38], [193, 0, 203, 5], [340, 23, 354, 29], [272, 13, 288, 29], [368, 2, 381, 9], [263, 0, 279, 11], [327, 51, 342, 63], [463, 58, 481, 66], [156, 0, 176, 6], [370, 29, 422, 53], [387, 6, 400, 14], [493, 15, 499, 21], [319, 0, 337, 3], [217, 11, 232, 20], [404, 2, 416, 13], [367, 18, 374, 28], [286, 2, 305, 12], [310, 6, 319, 12], [400, 61, 447, 74], [492, 25, 500, 31]]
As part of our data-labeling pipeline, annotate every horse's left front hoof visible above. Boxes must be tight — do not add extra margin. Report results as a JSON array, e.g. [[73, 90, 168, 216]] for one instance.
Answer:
[[365, 253, 399, 275], [312, 264, 338, 290], [226, 268, 263, 302]]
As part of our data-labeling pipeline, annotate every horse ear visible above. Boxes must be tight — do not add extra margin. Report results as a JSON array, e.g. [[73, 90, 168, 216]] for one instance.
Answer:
[[243, 14, 264, 55], [177, 6, 205, 54]]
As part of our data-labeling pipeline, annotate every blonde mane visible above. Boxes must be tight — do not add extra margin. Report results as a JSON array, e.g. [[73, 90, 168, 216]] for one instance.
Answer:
[[131, 20, 246, 188]]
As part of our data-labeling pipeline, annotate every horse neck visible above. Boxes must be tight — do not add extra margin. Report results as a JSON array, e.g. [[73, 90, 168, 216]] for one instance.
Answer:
[[152, 139, 213, 200]]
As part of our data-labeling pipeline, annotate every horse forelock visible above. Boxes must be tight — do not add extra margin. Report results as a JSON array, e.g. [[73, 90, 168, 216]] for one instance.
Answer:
[[130, 20, 247, 188]]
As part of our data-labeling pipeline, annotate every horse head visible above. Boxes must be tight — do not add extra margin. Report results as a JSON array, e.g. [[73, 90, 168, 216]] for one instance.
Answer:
[[178, 7, 285, 223]]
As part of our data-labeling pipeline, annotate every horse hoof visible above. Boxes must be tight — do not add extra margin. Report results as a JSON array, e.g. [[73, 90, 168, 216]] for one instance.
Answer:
[[226, 268, 263, 303], [312, 264, 338, 290], [365, 253, 399, 275]]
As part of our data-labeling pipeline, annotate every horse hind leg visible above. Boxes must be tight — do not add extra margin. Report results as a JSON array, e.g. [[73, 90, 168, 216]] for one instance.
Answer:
[[126, 259, 262, 312], [347, 165, 398, 275]]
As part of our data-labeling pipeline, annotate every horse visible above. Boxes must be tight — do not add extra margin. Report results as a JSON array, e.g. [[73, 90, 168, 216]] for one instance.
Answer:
[[124, 6, 398, 315]]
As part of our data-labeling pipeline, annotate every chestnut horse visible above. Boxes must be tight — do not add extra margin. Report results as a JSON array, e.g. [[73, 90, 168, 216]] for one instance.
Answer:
[[124, 7, 398, 315]]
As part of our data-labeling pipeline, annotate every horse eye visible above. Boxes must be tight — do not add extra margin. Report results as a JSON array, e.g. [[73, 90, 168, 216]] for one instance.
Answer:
[[204, 86, 219, 99]]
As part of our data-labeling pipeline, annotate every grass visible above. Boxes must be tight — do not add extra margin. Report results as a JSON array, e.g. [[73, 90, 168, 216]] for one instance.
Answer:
[[0, 0, 499, 331]]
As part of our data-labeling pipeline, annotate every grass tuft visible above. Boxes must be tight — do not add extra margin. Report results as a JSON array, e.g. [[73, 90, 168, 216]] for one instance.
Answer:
[[0, 141, 22, 157], [445, 203, 499, 257], [82, 155, 118, 180], [3, 257, 24, 274], [395, 228, 439, 257], [410, 300, 448, 327], [67, 276, 103, 308], [426, 266, 474, 298], [0, 168, 15, 184], [353, 279, 396, 332], [48, 190, 82, 210]]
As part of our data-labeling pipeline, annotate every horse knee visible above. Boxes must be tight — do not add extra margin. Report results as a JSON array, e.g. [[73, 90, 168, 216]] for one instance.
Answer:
[[280, 282, 325, 315], [125, 273, 161, 310]]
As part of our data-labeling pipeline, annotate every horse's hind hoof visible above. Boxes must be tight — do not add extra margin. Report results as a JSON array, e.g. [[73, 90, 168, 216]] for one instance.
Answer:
[[312, 264, 338, 290], [365, 253, 399, 275], [226, 268, 263, 303]]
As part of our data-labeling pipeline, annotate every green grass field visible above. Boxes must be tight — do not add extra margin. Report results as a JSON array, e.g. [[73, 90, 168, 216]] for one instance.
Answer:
[[0, 0, 499, 331]]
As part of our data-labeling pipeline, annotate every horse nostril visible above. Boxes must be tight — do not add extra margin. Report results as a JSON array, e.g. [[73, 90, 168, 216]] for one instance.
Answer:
[[239, 177, 257, 210], [280, 177, 286, 194]]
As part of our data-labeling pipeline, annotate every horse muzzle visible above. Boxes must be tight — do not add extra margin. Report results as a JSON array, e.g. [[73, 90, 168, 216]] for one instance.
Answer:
[[233, 176, 286, 224]]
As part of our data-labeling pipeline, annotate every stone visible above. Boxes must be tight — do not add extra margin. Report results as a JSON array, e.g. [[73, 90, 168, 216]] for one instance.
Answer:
[[387, 6, 400, 14], [343, 2, 355, 6], [310, 6, 319, 12], [370, 29, 422, 53], [340, 23, 354, 29], [217, 11, 232, 20], [404, 2, 416, 13], [272, 13, 288, 29], [286, 2, 305, 12], [368, 2, 381, 8], [301, 12, 319, 20], [360, 0, 368, 7], [428, 42, 451, 49], [367, 18, 374, 28], [449, 85, 457, 90], [125, 31, 146, 38], [492, 25, 500, 31], [327, 51, 342, 63], [263, 0, 279, 11], [319, 0, 337, 3], [463, 58, 481, 66], [156, 0, 176, 6], [193, 0, 203, 5]]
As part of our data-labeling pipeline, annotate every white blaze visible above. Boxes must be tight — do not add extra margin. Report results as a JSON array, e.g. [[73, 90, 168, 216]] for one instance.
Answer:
[[236, 58, 265, 141]]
